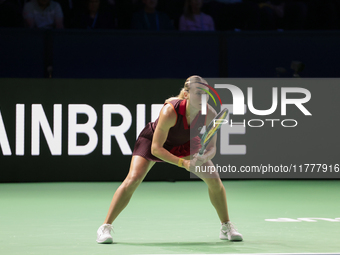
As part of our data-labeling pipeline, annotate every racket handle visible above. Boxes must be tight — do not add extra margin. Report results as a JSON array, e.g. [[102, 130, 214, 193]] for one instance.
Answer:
[[198, 147, 205, 156]]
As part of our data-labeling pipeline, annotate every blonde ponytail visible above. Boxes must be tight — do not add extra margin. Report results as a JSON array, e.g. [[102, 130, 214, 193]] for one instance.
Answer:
[[177, 88, 186, 99]]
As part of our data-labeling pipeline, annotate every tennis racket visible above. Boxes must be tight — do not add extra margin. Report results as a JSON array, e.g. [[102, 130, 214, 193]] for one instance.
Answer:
[[198, 108, 229, 156]]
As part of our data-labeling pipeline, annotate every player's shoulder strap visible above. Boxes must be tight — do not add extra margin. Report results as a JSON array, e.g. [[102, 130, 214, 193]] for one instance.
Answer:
[[163, 99, 184, 127], [165, 98, 184, 115]]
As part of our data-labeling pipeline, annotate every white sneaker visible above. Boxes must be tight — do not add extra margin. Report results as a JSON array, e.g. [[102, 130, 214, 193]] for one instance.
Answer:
[[219, 222, 243, 241], [96, 224, 114, 244]]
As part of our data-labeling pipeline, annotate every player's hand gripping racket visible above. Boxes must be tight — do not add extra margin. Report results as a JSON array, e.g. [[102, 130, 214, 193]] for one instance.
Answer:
[[198, 108, 229, 156]]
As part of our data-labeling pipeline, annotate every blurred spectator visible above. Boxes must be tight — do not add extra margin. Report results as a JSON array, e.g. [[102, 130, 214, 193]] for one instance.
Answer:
[[23, 0, 64, 29], [0, 0, 24, 27], [131, 0, 174, 30], [203, 0, 261, 30], [54, 0, 74, 28], [301, 0, 339, 30], [331, 0, 340, 29], [179, 0, 215, 30], [73, 0, 115, 29], [256, 0, 307, 30], [157, 0, 186, 29], [114, 0, 143, 29]]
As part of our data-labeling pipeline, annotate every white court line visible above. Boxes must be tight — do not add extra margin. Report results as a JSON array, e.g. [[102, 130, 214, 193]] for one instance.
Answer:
[[140, 253, 340, 255]]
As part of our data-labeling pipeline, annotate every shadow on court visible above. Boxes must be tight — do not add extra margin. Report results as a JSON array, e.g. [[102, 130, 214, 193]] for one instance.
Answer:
[[109, 241, 248, 254], [116, 241, 243, 246]]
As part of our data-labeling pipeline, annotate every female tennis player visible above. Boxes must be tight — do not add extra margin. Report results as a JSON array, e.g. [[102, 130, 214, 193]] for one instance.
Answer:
[[96, 75, 243, 243]]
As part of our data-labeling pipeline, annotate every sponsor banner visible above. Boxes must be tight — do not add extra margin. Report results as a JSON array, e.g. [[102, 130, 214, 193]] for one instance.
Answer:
[[0, 78, 339, 182], [0, 79, 184, 182]]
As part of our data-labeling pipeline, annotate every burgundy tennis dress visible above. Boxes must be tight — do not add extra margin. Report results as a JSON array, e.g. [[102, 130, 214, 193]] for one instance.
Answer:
[[132, 99, 206, 162]]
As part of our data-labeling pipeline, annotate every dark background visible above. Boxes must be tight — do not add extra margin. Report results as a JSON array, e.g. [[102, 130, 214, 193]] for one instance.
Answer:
[[1, 29, 340, 79]]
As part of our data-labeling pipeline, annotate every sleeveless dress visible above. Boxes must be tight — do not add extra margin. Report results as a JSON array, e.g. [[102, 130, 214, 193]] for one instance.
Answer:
[[132, 99, 206, 162]]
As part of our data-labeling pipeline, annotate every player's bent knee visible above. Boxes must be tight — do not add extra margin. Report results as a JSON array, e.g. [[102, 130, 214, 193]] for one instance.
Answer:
[[122, 175, 144, 191], [206, 178, 223, 192]]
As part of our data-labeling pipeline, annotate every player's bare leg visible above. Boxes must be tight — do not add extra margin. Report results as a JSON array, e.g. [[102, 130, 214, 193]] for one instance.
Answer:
[[192, 160, 243, 241], [97, 156, 155, 243], [192, 160, 229, 222], [104, 156, 155, 224]]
